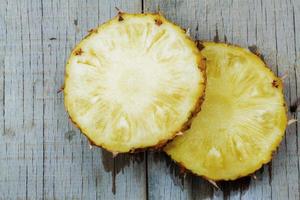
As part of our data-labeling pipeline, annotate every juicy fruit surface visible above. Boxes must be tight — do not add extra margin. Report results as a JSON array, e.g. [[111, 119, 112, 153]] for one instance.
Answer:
[[165, 42, 287, 180], [64, 13, 205, 152]]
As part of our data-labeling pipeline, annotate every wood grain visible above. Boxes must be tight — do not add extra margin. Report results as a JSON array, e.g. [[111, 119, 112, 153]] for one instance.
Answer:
[[144, 0, 300, 199], [0, 0, 299, 199], [0, 0, 146, 200]]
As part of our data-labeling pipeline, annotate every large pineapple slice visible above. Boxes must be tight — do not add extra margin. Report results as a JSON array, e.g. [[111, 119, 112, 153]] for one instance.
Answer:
[[64, 13, 206, 153], [165, 42, 287, 180]]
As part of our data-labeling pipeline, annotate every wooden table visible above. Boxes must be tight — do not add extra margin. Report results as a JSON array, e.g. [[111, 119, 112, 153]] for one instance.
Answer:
[[0, 0, 299, 199]]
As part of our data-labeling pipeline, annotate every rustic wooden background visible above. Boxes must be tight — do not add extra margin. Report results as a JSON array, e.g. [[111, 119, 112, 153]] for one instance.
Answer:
[[0, 0, 299, 199]]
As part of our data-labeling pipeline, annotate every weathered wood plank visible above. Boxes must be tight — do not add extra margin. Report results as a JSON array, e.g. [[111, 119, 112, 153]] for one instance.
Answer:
[[0, 0, 44, 199], [0, 0, 145, 199], [269, 1, 299, 200], [144, 0, 300, 200], [292, 1, 300, 200], [145, 1, 215, 199], [0, 0, 299, 199], [41, 0, 145, 200]]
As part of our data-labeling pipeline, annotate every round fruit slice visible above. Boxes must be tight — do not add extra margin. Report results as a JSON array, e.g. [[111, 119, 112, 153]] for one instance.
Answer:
[[64, 13, 206, 153], [165, 42, 287, 180]]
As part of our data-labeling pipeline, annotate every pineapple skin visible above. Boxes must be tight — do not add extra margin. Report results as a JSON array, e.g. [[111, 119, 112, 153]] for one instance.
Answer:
[[64, 13, 207, 153]]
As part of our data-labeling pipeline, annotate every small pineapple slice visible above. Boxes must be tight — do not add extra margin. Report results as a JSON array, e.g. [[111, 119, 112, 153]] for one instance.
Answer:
[[165, 42, 287, 180], [64, 13, 206, 153]]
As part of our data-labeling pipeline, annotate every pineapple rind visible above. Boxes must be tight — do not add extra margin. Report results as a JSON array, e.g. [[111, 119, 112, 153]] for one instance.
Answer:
[[64, 13, 206, 153], [165, 42, 287, 180]]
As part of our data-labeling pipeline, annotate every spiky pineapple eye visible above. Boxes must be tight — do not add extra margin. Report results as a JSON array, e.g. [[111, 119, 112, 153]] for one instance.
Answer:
[[154, 19, 163, 26], [74, 48, 83, 56], [165, 42, 287, 181], [272, 79, 280, 88], [118, 15, 124, 21], [196, 41, 205, 51], [64, 13, 206, 153]]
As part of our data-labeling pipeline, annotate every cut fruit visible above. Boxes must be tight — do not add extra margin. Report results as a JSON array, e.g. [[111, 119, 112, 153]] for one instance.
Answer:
[[165, 42, 287, 180], [64, 13, 206, 153]]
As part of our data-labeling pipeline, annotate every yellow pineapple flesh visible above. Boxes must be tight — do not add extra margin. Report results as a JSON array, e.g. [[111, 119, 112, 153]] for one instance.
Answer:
[[165, 42, 287, 180], [64, 13, 206, 153]]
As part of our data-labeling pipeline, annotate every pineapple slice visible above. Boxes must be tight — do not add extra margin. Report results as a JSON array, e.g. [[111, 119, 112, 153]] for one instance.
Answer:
[[165, 42, 287, 180], [64, 13, 206, 153]]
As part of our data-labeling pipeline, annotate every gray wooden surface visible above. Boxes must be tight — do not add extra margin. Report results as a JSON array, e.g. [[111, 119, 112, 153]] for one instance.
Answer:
[[0, 0, 299, 199]]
